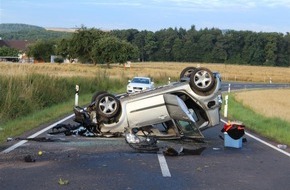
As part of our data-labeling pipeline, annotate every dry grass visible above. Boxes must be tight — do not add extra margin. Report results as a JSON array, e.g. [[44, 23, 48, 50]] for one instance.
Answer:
[[1, 62, 290, 83], [234, 89, 290, 122], [1, 61, 290, 121]]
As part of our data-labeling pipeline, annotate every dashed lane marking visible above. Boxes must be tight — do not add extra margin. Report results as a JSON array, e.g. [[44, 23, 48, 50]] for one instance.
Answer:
[[157, 153, 171, 177]]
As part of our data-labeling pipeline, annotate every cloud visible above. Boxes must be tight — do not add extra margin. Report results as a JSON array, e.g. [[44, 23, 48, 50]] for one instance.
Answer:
[[261, 0, 290, 7], [80, 0, 143, 7], [163, 0, 290, 11], [83, 0, 290, 10]]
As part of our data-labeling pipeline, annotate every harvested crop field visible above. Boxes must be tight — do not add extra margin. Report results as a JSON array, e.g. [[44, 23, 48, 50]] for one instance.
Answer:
[[234, 89, 290, 122], [1, 62, 290, 83]]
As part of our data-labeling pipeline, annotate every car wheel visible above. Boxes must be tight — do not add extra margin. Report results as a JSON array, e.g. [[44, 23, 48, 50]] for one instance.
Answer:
[[91, 91, 108, 103], [189, 67, 216, 93], [180, 67, 196, 80], [95, 93, 121, 118]]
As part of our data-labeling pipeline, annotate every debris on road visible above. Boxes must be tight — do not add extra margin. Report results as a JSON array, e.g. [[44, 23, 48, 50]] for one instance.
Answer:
[[24, 155, 36, 162], [6, 137, 13, 142], [163, 146, 206, 156], [277, 144, 287, 149], [58, 178, 69, 185]]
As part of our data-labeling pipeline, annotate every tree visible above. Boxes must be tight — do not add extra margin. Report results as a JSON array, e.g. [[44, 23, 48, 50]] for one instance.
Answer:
[[172, 38, 184, 61], [183, 26, 202, 62], [0, 46, 19, 56], [69, 26, 107, 64], [132, 31, 146, 61], [281, 33, 290, 67], [27, 40, 56, 62], [143, 31, 158, 61], [110, 29, 139, 42], [92, 36, 138, 67], [56, 38, 75, 63]]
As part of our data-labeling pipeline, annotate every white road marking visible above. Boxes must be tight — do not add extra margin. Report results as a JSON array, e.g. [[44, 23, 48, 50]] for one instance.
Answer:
[[157, 153, 171, 177], [1, 114, 74, 154], [221, 119, 290, 157]]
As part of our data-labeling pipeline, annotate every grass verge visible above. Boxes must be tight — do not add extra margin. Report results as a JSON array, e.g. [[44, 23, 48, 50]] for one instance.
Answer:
[[0, 93, 92, 144], [225, 93, 290, 146]]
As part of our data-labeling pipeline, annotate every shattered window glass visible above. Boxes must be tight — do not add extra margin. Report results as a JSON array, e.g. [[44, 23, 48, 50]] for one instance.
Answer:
[[177, 120, 203, 138]]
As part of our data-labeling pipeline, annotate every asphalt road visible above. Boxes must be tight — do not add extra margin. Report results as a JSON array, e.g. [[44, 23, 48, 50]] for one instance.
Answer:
[[221, 81, 290, 92], [1, 82, 290, 190]]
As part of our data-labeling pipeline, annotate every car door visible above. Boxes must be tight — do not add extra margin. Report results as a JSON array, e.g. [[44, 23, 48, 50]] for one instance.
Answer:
[[126, 94, 171, 128], [126, 94, 195, 128]]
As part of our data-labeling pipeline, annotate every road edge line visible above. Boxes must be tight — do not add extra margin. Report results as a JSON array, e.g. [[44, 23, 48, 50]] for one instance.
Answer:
[[1, 114, 74, 154]]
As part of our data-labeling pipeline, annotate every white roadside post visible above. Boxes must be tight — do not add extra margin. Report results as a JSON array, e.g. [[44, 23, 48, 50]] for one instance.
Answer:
[[168, 77, 171, 84], [75, 85, 79, 106], [224, 95, 229, 118], [228, 84, 231, 93]]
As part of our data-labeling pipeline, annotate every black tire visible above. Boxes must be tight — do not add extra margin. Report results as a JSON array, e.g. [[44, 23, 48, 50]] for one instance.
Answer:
[[95, 93, 121, 118], [189, 67, 216, 93], [179, 67, 196, 80], [91, 91, 108, 103]]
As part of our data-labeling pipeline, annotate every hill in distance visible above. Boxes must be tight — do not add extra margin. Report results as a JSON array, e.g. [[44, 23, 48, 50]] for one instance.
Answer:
[[0, 23, 73, 40]]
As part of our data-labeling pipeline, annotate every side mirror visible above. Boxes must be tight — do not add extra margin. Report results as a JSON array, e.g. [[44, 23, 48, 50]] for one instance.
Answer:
[[128, 80, 131, 83]]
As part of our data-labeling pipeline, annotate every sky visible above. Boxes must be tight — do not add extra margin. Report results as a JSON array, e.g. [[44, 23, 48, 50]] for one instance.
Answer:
[[1, 0, 290, 33]]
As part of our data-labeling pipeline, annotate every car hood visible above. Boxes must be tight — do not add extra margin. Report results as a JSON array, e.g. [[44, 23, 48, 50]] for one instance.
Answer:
[[128, 83, 152, 88]]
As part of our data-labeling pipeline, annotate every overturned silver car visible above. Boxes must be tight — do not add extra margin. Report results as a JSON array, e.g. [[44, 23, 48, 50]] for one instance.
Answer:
[[73, 67, 222, 151]]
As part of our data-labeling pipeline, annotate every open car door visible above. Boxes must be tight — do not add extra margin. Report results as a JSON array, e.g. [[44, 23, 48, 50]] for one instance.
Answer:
[[125, 94, 204, 151]]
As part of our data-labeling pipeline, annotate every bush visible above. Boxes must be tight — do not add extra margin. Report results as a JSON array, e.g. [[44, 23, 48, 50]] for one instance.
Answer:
[[54, 57, 64, 63]]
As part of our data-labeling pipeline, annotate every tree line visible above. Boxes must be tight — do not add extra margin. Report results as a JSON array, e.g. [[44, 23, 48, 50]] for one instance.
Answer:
[[2, 24, 290, 67], [111, 26, 290, 67]]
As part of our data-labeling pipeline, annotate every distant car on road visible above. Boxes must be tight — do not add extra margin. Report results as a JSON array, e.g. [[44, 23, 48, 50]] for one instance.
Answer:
[[127, 77, 154, 93]]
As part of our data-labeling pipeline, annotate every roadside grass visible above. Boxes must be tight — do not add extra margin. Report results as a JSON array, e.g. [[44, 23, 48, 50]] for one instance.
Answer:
[[0, 93, 91, 143], [225, 93, 290, 146], [0, 71, 127, 124]]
